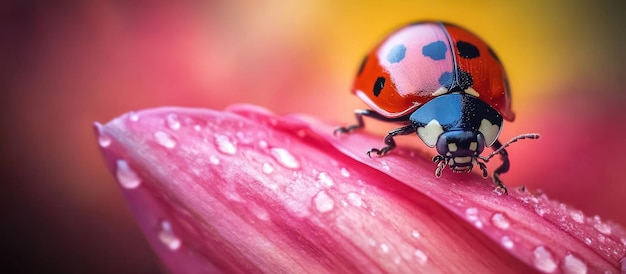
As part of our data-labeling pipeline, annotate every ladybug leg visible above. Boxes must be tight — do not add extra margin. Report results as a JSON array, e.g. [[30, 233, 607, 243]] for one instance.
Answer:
[[367, 124, 414, 157], [334, 109, 408, 135], [491, 139, 510, 195]]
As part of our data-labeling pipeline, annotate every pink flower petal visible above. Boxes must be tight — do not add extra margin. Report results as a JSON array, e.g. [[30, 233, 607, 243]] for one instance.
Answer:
[[95, 105, 626, 273]]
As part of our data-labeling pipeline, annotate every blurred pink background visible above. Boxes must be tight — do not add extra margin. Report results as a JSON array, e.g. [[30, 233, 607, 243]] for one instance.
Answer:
[[2, 1, 626, 272]]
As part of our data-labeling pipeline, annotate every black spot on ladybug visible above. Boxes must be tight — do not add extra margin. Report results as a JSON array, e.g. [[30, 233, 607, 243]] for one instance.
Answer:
[[387, 44, 406, 63], [488, 47, 501, 63], [438, 72, 453, 87], [373, 77, 385, 97], [357, 56, 368, 76], [422, 41, 447, 60], [456, 41, 479, 59]]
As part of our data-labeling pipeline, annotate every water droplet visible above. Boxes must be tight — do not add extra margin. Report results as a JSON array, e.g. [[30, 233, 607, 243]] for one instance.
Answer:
[[257, 162, 272, 174], [154, 131, 177, 148], [474, 221, 483, 229], [209, 155, 220, 165], [314, 191, 334, 213], [380, 243, 389, 253], [347, 192, 362, 207], [215, 134, 237, 154], [128, 111, 139, 122], [534, 206, 547, 217], [116, 159, 141, 189], [569, 209, 585, 224], [394, 257, 401, 265], [340, 167, 350, 178], [166, 113, 181, 130], [593, 222, 612, 235], [465, 207, 478, 221], [562, 253, 587, 274], [414, 249, 428, 265], [258, 140, 268, 149], [532, 246, 557, 273], [620, 237, 626, 247], [584, 237, 592, 245], [598, 234, 606, 242], [158, 221, 181, 251], [411, 230, 421, 238], [381, 160, 390, 171], [501, 236, 514, 249], [270, 148, 300, 169], [317, 172, 334, 187], [491, 212, 511, 230], [193, 125, 202, 131], [95, 123, 112, 147]]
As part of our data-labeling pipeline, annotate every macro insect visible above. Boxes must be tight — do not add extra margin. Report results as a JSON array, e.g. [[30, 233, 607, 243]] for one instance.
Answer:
[[335, 21, 539, 194]]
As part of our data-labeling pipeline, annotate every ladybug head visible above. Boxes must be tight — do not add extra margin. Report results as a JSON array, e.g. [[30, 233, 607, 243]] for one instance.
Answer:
[[435, 130, 486, 173], [410, 93, 504, 178]]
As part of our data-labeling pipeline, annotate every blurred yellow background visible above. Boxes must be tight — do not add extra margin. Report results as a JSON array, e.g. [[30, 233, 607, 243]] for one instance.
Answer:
[[3, 1, 626, 272]]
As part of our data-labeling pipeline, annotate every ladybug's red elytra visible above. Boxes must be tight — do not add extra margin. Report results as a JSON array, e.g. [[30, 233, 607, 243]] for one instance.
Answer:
[[335, 21, 539, 194]]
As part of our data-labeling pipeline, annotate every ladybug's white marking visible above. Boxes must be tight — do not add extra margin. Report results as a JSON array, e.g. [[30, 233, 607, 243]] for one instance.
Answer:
[[448, 143, 458, 152], [469, 141, 478, 151], [464, 87, 480, 97], [431, 87, 448, 97], [455, 156, 472, 164], [479, 119, 501, 146], [417, 119, 444, 147]]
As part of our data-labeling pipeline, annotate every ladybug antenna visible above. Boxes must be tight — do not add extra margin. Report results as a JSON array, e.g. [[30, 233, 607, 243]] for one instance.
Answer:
[[479, 133, 540, 162]]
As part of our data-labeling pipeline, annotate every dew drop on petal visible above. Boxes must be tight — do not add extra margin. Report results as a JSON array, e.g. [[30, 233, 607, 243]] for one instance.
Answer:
[[215, 134, 237, 154], [474, 221, 483, 229], [95, 124, 112, 148], [340, 167, 350, 178], [154, 131, 177, 149], [411, 230, 421, 238], [491, 212, 511, 230], [414, 249, 428, 265], [209, 155, 220, 165], [532, 246, 557, 273], [501, 236, 514, 249], [593, 222, 612, 235], [380, 243, 389, 253], [569, 209, 585, 224], [584, 237, 592, 245], [116, 159, 141, 189], [314, 191, 334, 213], [258, 140, 268, 149], [317, 172, 334, 187], [166, 113, 181, 130], [158, 220, 181, 251], [262, 162, 274, 174], [465, 207, 478, 221], [534, 206, 547, 217], [128, 111, 139, 122], [562, 253, 587, 274], [347, 192, 362, 207], [193, 125, 202, 131], [270, 148, 300, 169]]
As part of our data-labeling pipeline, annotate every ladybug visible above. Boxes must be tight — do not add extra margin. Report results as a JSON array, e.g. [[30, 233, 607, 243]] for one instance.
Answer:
[[335, 21, 539, 194]]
